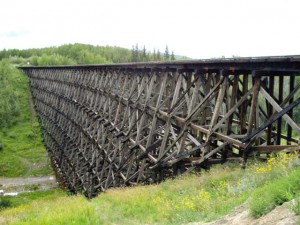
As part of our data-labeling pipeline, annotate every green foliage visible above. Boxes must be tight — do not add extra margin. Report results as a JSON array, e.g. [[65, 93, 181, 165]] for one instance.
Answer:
[[0, 189, 65, 212], [0, 43, 183, 67], [0, 121, 52, 177], [0, 59, 23, 128], [164, 45, 170, 60], [0, 59, 51, 177], [0, 198, 12, 209], [291, 196, 300, 215], [171, 51, 175, 60], [34, 53, 76, 66], [249, 168, 300, 217], [0, 43, 134, 66]]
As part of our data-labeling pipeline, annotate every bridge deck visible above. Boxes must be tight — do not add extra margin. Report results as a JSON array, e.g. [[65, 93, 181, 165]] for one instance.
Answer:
[[21, 55, 300, 71], [20, 55, 300, 198]]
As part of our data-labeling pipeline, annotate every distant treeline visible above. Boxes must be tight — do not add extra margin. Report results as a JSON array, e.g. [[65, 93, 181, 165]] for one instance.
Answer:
[[0, 43, 188, 66]]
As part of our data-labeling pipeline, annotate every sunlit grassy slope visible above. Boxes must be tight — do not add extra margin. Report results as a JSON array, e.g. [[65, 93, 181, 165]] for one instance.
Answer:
[[0, 61, 52, 177], [0, 120, 51, 177], [1, 154, 299, 225]]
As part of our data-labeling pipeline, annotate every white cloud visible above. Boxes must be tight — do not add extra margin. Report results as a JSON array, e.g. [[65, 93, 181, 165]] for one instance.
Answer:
[[0, 0, 299, 58]]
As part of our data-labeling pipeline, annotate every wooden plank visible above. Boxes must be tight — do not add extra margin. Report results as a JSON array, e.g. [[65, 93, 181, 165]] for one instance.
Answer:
[[247, 76, 260, 135], [266, 76, 274, 144], [225, 75, 239, 135], [242, 97, 300, 143], [276, 76, 284, 145], [252, 145, 300, 151], [240, 74, 248, 134], [212, 88, 252, 133], [288, 76, 295, 144], [191, 142, 229, 166], [260, 87, 300, 135], [209, 75, 227, 132]]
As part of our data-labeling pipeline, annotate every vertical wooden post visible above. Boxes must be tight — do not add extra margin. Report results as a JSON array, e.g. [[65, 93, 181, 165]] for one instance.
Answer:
[[276, 76, 284, 145], [287, 76, 295, 145], [267, 76, 274, 145], [247, 74, 261, 136], [240, 74, 248, 134], [243, 73, 260, 166]]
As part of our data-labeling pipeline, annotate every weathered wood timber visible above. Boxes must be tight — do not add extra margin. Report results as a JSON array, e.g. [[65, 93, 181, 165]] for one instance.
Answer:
[[20, 55, 300, 198]]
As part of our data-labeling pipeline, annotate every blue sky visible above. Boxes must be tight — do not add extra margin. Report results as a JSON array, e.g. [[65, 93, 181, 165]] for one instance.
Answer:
[[0, 0, 299, 59]]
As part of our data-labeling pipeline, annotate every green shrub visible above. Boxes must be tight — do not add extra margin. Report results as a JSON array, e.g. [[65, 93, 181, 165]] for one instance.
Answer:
[[27, 131, 37, 139], [0, 197, 12, 209], [0, 59, 24, 129], [7, 133, 16, 139], [0, 142, 3, 151]]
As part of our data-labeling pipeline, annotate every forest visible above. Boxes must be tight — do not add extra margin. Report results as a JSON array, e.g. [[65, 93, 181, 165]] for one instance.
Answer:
[[0, 43, 184, 66]]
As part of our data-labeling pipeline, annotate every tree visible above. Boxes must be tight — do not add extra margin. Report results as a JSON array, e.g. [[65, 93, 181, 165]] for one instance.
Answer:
[[131, 45, 136, 62], [171, 51, 175, 60], [0, 59, 22, 128], [135, 44, 139, 62], [164, 45, 170, 60], [157, 49, 161, 61], [142, 45, 147, 61], [153, 49, 157, 61]]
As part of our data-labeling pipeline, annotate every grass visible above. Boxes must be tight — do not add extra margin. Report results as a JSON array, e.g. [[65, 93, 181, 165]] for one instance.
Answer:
[[0, 63, 52, 177], [249, 168, 300, 217], [291, 196, 300, 215], [0, 188, 65, 210], [0, 120, 52, 177], [0, 153, 299, 225]]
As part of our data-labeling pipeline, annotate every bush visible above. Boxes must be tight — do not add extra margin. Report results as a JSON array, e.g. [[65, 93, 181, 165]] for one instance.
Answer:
[[8, 133, 16, 139], [27, 131, 37, 139], [0, 142, 3, 151], [0, 197, 12, 209], [0, 59, 24, 129]]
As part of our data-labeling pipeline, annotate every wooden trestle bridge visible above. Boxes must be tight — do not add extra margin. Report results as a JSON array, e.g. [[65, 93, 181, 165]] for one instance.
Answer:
[[20, 56, 300, 198]]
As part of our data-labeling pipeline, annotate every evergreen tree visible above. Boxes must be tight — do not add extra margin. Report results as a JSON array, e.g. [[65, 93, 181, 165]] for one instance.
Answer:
[[157, 50, 161, 61], [171, 51, 175, 60], [135, 44, 139, 62], [131, 45, 136, 62], [153, 49, 156, 61], [164, 45, 170, 60], [142, 45, 147, 61]]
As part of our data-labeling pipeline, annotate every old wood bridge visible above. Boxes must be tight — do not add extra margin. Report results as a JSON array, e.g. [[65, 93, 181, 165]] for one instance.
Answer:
[[20, 56, 300, 198]]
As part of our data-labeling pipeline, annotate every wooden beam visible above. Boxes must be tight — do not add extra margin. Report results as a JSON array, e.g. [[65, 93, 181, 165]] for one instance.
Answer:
[[260, 87, 300, 135]]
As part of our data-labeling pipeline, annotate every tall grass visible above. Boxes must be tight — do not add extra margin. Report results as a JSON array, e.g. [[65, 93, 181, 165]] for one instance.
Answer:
[[1, 153, 299, 225], [249, 153, 300, 217]]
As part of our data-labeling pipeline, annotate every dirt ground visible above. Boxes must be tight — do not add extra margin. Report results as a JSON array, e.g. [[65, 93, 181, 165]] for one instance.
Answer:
[[0, 175, 57, 193], [190, 201, 299, 225]]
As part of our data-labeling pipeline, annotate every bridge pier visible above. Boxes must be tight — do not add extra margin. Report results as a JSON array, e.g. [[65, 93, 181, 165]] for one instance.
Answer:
[[20, 56, 300, 197]]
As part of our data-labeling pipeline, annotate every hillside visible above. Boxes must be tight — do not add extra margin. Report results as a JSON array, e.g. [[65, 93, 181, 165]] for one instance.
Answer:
[[0, 154, 299, 224], [0, 60, 51, 177]]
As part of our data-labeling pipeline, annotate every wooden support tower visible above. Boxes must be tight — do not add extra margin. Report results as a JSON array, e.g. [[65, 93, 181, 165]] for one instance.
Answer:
[[20, 56, 300, 198]]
